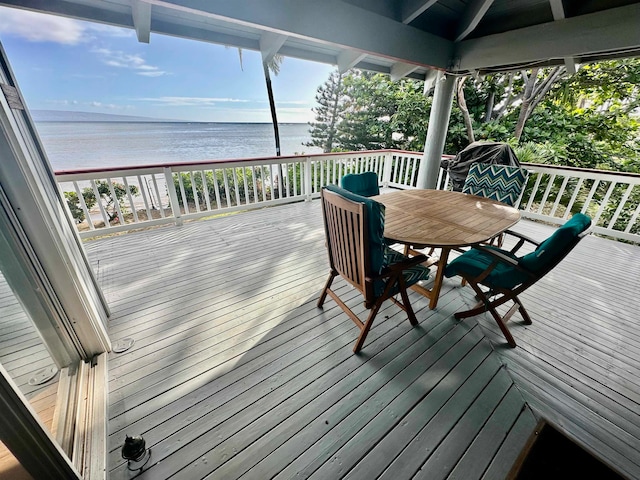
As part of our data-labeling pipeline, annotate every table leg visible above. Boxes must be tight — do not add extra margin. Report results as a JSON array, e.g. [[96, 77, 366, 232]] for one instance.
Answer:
[[409, 247, 451, 309], [428, 247, 450, 309]]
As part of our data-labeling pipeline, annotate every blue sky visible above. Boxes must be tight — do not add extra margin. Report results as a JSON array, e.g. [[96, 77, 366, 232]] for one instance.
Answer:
[[0, 7, 335, 122]]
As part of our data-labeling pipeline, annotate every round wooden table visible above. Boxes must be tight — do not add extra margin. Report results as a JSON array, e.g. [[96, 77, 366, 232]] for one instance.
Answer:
[[374, 189, 521, 309]]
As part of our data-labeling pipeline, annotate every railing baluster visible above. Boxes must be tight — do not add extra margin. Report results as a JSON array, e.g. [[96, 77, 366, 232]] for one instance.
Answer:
[[242, 167, 250, 205], [122, 177, 139, 223], [550, 176, 569, 217], [564, 177, 584, 219], [177, 171, 190, 214], [609, 183, 634, 230], [230, 167, 239, 205], [90, 179, 110, 226], [593, 181, 617, 226], [72, 181, 94, 230], [201, 170, 212, 211], [211, 168, 222, 208], [292, 162, 298, 196], [305, 158, 312, 200], [259, 165, 268, 202], [162, 168, 179, 223], [525, 172, 543, 212], [251, 166, 258, 204], [222, 168, 232, 206], [582, 179, 601, 215], [105, 177, 125, 225], [189, 171, 200, 213], [137, 175, 152, 220], [624, 194, 640, 234], [536, 173, 556, 215]]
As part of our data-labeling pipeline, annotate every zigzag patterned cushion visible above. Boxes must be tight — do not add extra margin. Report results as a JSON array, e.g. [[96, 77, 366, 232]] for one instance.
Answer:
[[377, 247, 430, 297], [462, 164, 528, 206]]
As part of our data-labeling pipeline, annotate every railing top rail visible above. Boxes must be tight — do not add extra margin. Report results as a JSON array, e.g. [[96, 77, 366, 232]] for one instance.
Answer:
[[53, 149, 428, 176], [522, 162, 640, 180]]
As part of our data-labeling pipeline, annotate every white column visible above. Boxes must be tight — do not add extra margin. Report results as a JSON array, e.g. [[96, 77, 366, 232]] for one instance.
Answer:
[[416, 72, 456, 189]]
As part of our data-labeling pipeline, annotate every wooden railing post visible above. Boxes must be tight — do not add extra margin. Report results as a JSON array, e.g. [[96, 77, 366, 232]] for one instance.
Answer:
[[163, 167, 183, 226], [382, 152, 393, 187]]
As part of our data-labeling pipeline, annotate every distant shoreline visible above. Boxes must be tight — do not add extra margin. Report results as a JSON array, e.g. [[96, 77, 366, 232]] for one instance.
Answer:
[[35, 120, 307, 125], [31, 109, 308, 125]]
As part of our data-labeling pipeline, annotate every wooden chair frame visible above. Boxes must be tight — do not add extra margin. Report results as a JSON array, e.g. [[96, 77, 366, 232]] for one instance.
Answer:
[[453, 227, 590, 347], [318, 188, 427, 353]]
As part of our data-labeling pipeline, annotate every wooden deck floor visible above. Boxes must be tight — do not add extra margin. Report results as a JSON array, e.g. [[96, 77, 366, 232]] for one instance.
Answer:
[[82, 199, 640, 480]]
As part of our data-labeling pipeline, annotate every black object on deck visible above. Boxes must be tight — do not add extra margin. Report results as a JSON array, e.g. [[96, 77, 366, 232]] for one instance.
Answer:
[[441, 141, 520, 192]]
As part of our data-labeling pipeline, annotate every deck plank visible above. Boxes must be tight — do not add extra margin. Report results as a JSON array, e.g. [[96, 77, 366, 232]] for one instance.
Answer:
[[76, 199, 640, 479]]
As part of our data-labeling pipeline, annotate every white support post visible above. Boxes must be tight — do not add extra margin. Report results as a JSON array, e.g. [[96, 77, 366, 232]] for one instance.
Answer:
[[381, 152, 393, 188], [416, 72, 456, 189], [304, 157, 313, 201], [163, 167, 183, 226]]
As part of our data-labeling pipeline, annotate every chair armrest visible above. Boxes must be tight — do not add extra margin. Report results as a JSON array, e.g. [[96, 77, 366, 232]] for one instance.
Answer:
[[472, 244, 519, 267], [370, 254, 428, 281], [502, 229, 541, 254], [466, 244, 537, 285]]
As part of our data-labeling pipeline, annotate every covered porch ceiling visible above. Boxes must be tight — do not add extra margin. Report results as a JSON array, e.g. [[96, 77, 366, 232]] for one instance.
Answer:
[[0, 0, 639, 79]]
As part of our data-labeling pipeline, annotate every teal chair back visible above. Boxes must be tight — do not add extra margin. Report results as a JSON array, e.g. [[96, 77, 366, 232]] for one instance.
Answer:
[[340, 172, 380, 198], [462, 164, 529, 207]]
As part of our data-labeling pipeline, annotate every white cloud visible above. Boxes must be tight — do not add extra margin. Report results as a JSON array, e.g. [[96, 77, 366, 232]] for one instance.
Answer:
[[86, 23, 134, 39], [89, 101, 123, 109], [0, 7, 85, 44], [137, 96, 250, 106], [92, 47, 168, 77]]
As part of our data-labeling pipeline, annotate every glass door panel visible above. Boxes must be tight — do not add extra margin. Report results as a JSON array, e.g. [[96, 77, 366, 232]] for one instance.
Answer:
[[0, 269, 62, 478]]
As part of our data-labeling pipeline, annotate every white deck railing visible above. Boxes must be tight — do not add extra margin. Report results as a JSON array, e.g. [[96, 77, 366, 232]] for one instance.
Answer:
[[55, 150, 640, 243]]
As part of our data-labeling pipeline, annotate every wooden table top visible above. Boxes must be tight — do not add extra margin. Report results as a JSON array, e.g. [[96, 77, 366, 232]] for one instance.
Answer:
[[374, 189, 521, 248]]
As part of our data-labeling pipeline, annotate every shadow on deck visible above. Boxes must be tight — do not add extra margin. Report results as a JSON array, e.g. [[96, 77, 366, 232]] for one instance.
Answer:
[[83, 199, 640, 479]]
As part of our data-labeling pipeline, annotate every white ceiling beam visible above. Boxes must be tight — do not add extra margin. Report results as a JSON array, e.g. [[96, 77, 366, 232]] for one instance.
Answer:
[[548, 0, 577, 74], [147, 0, 453, 69], [390, 62, 419, 81], [423, 68, 440, 93], [260, 32, 287, 64], [455, 3, 640, 71], [337, 50, 367, 73], [549, 0, 565, 20], [455, 0, 495, 42], [131, 0, 151, 43], [401, 0, 438, 24]]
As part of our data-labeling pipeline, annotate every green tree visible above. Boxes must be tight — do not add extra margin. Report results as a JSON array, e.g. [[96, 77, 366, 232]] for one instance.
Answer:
[[312, 71, 430, 152], [306, 70, 345, 152]]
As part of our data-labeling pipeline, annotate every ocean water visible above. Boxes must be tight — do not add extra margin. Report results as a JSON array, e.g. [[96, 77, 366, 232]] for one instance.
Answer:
[[35, 122, 322, 171]]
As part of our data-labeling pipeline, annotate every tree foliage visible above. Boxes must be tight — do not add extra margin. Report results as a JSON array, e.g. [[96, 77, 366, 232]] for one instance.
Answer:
[[65, 181, 138, 224], [308, 70, 430, 152], [305, 70, 345, 152], [308, 59, 640, 173]]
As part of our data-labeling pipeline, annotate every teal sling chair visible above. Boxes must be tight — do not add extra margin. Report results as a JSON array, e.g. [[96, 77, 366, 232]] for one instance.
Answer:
[[462, 163, 530, 247], [318, 185, 430, 353], [340, 172, 380, 198], [445, 213, 592, 347]]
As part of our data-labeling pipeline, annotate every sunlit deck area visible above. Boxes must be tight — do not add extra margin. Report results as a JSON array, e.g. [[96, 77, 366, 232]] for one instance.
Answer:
[[82, 198, 640, 479]]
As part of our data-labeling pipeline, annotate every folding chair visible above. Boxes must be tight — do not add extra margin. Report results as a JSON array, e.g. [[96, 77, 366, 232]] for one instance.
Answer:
[[318, 185, 430, 352], [444, 213, 591, 347]]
